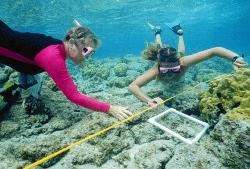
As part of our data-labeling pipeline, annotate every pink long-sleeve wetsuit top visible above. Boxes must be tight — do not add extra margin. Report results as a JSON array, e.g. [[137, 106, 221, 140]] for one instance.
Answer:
[[0, 20, 110, 113]]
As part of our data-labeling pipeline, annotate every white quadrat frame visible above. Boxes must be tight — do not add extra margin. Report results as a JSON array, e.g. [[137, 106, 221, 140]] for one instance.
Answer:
[[148, 108, 209, 144]]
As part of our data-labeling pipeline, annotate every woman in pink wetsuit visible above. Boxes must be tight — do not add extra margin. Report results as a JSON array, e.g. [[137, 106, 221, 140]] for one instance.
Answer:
[[0, 19, 132, 120]]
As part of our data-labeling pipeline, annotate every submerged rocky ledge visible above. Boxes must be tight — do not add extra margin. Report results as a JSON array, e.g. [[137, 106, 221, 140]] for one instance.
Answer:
[[0, 55, 249, 169]]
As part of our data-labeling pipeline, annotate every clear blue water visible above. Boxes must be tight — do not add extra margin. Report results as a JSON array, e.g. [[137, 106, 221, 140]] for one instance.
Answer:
[[0, 0, 250, 61]]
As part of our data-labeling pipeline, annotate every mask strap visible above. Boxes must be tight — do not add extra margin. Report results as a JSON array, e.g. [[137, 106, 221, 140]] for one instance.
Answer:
[[73, 19, 82, 27]]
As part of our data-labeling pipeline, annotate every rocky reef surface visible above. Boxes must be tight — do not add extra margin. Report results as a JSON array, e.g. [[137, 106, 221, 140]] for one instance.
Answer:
[[0, 55, 249, 169]]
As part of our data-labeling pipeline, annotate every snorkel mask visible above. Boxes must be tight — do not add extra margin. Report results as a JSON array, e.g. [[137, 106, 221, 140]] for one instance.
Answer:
[[82, 46, 95, 58], [159, 64, 181, 73], [157, 46, 181, 73], [73, 19, 96, 59], [158, 63, 181, 74]]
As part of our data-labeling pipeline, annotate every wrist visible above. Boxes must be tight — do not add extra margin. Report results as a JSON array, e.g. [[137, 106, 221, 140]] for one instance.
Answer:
[[232, 56, 240, 63]]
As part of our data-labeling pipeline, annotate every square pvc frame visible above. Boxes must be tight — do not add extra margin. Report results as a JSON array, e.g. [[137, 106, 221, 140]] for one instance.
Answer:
[[148, 108, 209, 144]]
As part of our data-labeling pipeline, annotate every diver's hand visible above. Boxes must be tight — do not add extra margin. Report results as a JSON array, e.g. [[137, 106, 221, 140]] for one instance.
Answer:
[[152, 97, 164, 104], [109, 105, 133, 121], [232, 57, 248, 70], [148, 97, 164, 108]]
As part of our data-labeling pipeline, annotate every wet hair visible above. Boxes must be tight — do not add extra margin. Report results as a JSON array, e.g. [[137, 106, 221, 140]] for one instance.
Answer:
[[64, 26, 100, 48], [141, 43, 159, 61], [142, 44, 179, 63], [159, 46, 179, 62]]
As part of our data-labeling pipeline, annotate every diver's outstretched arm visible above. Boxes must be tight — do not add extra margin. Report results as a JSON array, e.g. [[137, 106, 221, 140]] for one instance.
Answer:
[[182, 47, 247, 70], [128, 67, 159, 103]]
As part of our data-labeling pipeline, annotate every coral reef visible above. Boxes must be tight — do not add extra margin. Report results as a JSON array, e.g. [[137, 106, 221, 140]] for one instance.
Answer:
[[0, 57, 249, 169], [114, 63, 128, 77], [199, 68, 250, 126]]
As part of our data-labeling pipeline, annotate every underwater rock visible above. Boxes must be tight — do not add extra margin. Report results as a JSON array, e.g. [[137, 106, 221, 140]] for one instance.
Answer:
[[0, 84, 84, 139], [72, 139, 177, 169], [15, 135, 69, 168], [130, 122, 168, 144], [114, 63, 128, 77], [107, 140, 177, 169], [208, 117, 250, 169], [0, 67, 18, 95], [0, 71, 9, 84], [48, 112, 136, 167], [0, 120, 20, 138], [70, 143, 107, 166], [147, 89, 164, 99], [163, 114, 250, 169], [24, 95, 51, 115], [168, 90, 200, 115], [165, 115, 250, 169], [126, 69, 141, 78], [108, 76, 134, 88], [111, 151, 131, 168], [199, 68, 250, 126], [133, 140, 175, 169], [0, 66, 15, 84], [81, 62, 110, 80], [164, 141, 224, 169], [45, 78, 59, 92], [70, 129, 134, 166], [8, 71, 19, 83], [126, 59, 152, 73], [193, 68, 222, 82], [4, 66, 15, 75], [0, 96, 7, 111], [0, 103, 52, 139], [1, 56, 249, 169], [0, 141, 30, 169], [45, 118, 72, 133]]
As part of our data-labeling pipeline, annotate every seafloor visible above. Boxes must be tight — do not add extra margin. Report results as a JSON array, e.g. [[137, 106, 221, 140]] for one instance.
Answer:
[[0, 55, 249, 169]]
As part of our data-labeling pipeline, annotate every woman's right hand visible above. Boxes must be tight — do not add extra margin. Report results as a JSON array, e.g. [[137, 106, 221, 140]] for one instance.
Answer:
[[232, 57, 248, 70], [109, 105, 133, 121], [147, 97, 164, 108]]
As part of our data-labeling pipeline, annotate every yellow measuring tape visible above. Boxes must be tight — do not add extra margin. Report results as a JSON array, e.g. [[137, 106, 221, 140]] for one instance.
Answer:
[[23, 74, 232, 169]]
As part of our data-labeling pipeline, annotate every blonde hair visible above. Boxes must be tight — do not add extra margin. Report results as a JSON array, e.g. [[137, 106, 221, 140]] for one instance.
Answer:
[[141, 43, 160, 62], [141, 43, 180, 63], [64, 26, 101, 48]]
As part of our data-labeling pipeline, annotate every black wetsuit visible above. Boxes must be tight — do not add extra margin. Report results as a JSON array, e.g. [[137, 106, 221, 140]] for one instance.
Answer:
[[0, 20, 62, 75]]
